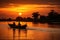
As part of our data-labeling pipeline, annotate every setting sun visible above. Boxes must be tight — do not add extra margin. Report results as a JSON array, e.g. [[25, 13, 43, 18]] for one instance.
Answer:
[[19, 13, 22, 15]]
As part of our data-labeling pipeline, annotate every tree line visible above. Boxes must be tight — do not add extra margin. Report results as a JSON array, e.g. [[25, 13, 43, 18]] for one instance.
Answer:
[[0, 10, 60, 23]]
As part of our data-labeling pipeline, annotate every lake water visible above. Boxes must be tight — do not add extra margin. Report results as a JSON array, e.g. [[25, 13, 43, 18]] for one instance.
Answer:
[[0, 22, 60, 40]]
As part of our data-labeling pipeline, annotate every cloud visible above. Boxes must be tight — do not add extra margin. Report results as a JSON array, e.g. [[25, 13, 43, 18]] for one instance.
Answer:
[[0, 0, 60, 8]]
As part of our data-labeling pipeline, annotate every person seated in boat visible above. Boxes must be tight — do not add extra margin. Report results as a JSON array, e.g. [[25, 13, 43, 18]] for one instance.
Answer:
[[13, 22, 16, 26]]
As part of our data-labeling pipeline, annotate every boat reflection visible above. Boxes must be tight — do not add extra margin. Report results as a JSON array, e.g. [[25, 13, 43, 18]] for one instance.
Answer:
[[13, 29, 15, 40], [12, 29, 27, 40]]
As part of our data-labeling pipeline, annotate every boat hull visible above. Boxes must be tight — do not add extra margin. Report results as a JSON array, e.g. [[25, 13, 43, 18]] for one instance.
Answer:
[[8, 24, 27, 29]]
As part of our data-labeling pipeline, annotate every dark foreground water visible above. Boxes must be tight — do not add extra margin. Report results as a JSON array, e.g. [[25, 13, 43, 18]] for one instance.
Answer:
[[0, 22, 60, 40]]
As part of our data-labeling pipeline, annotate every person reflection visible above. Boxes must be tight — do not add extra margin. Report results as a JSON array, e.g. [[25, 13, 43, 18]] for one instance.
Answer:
[[23, 29, 27, 37], [18, 29, 27, 40], [13, 29, 16, 40], [18, 29, 20, 40], [13, 22, 16, 26]]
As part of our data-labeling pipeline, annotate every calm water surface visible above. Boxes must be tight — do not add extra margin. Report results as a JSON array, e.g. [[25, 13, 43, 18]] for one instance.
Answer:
[[0, 22, 60, 40]]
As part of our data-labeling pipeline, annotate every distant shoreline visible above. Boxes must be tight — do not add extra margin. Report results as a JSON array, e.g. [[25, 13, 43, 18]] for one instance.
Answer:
[[0, 20, 32, 22]]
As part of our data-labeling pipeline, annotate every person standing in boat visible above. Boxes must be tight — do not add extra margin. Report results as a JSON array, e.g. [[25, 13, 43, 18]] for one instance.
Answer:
[[13, 22, 16, 26], [18, 22, 21, 27]]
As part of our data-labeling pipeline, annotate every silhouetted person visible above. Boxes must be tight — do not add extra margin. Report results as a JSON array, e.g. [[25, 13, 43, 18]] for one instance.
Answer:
[[13, 22, 15, 26], [18, 22, 21, 28]]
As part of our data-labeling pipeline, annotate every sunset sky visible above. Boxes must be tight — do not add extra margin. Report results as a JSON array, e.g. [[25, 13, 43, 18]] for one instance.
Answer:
[[0, 0, 60, 19]]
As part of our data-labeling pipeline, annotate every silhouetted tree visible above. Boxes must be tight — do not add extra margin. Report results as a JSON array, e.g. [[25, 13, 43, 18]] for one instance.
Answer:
[[27, 17, 33, 21], [39, 15, 47, 23], [23, 17, 27, 21], [32, 12, 40, 22], [7, 18, 12, 21], [48, 10, 60, 22], [16, 16, 23, 21]]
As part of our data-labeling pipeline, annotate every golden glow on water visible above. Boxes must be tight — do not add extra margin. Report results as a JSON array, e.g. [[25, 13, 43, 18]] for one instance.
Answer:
[[0, 22, 60, 40]]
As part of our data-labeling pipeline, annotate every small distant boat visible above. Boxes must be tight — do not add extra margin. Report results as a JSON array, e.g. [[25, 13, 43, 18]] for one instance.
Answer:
[[8, 22, 27, 29]]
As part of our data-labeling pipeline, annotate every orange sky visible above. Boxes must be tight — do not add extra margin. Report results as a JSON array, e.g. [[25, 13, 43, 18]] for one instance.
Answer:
[[0, 4, 60, 19]]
